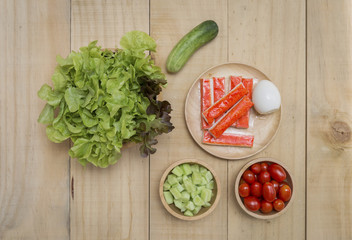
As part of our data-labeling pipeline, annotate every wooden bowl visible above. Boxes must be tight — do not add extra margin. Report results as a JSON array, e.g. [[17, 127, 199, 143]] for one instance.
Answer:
[[234, 157, 295, 219], [159, 159, 221, 221]]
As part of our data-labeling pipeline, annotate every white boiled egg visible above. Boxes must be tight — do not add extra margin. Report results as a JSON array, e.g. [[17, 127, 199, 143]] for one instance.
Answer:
[[252, 80, 281, 114]]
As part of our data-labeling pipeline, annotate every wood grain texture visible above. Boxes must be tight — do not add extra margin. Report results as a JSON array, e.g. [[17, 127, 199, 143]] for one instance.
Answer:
[[0, 0, 70, 239], [150, 0, 228, 239], [70, 1, 150, 240], [307, 0, 352, 239], [227, 1, 306, 239]]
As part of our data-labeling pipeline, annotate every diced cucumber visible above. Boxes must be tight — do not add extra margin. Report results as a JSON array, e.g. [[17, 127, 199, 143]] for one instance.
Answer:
[[192, 171, 202, 185], [205, 171, 213, 182], [200, 166, 207, 174], [184, 210, 194, 217], [163, 191, 174, 204], [193, 206, 202, 215], [163, 182, 171, 191], [164, 163, 215, 217], [191, 191, 198, 199], [174, 199, 186, 212], [172, 166, 184, 177], [167, 174, 178, 185], [197, 186, 205, 195], [170, 186, 182, 200], [184, 177, 196, 192], [193, 195, 205, 206], [191, 164, 199, 173], [181, 191, 190, 201], [176, 176, 183, 183], [182, 163, 192, 176], [174, 183, 184, 192], [186, 201, 195, 211], [201, 188, 212, 203], [201, 177, 208, 185], [206, 180, 214, 190]]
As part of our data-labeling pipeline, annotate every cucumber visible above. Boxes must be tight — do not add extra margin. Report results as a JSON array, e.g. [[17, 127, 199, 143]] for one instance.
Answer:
[[184, 210, 194, 217], [172, 166, 184, 177], [163, 182, 171, 191], [166, 20, 219, 73], [163, 191, 174, 204], [163, 163, 215, 217]]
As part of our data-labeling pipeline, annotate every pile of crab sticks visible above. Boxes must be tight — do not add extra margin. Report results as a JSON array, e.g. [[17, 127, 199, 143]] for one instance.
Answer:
[[201, 76, 255, 147]]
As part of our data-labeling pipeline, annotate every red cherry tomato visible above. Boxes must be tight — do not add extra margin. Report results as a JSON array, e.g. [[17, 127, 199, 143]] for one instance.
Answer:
[[279, 181, 289, 189], [238, 183, 250, 198], [260, 200, 273, 213], [250, 182, 262, 198], [261, 162, 269, 172], [268, 164, 287, 182], [250, 163, 261, 174], [244, 196, 260, 212], [273, 199, 285, 211], [239, 178, 246, 185], [271, 180, 279, 193], [262, 182, 276, 202], [242, 170, 256, 184], [279, 185, 292, 202], [258, 171, 271, 184]]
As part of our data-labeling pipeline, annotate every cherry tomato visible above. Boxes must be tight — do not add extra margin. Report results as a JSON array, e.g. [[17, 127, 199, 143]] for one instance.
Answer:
[[279, 185, 292, 202], [244, 196, 260, 212], [268, 164, 287, 182], [250, 182, 262, 198], [238, 183, 250, 198], [258, 171, 271, 184], [260, 200, 273, 213], [262, 182, 276, 202], [279, 181, 289, 189], [273, 199, 285, 211], [242, 170, 256, 184], [271, 180, 279, 193], [239, 178, 246, 185], [261, 162, 269, 172], [250, 163, 261, 174]]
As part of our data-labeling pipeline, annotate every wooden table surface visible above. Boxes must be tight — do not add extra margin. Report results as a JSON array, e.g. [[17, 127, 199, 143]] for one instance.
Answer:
[[1, 0, 351, 239]]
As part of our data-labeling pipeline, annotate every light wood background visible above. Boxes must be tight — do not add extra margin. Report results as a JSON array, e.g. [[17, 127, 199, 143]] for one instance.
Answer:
[[0, 0, 351, 239]]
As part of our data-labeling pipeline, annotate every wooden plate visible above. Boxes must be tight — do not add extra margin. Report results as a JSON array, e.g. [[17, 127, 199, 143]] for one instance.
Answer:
[[185, 63, 281, 160], [234, 157, 295, 219], [159, 159, 221, 221]]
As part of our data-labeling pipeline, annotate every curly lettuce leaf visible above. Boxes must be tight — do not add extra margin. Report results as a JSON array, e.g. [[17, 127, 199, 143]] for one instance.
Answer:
[[37, 31, 174, 168]]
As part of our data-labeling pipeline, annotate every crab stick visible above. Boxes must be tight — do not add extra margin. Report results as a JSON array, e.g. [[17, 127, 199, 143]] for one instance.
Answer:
[[201, 79, 213, 129], [202, 82, 248, 125], [209, 96, 253, 138], [230, 75, 243, 127], [230, 76, 253, 128], [213, 77, 225, 102], [235, 78, 253, 128], [203, 131, 254, 147], [213, 77, 225, 123], [230, 75, 242, 89]]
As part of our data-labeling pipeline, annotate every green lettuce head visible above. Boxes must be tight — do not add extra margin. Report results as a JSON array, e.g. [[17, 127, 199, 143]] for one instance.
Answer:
[[38, 31, 174, 168]]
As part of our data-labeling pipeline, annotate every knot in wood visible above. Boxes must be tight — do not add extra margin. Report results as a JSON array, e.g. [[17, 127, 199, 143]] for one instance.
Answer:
[[330, 121, 351, 143]]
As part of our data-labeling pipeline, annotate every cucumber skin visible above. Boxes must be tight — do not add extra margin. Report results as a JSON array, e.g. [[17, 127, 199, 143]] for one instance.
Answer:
[[166, 20, 219, 73]]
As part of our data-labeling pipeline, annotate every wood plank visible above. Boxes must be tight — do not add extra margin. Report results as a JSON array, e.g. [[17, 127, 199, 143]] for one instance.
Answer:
[[227, 1, 306, 239], [149, 1, 228, 239], [70, 1, 150, 239], [0, 0, 70, 239], [307, 0, 352, 239]]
